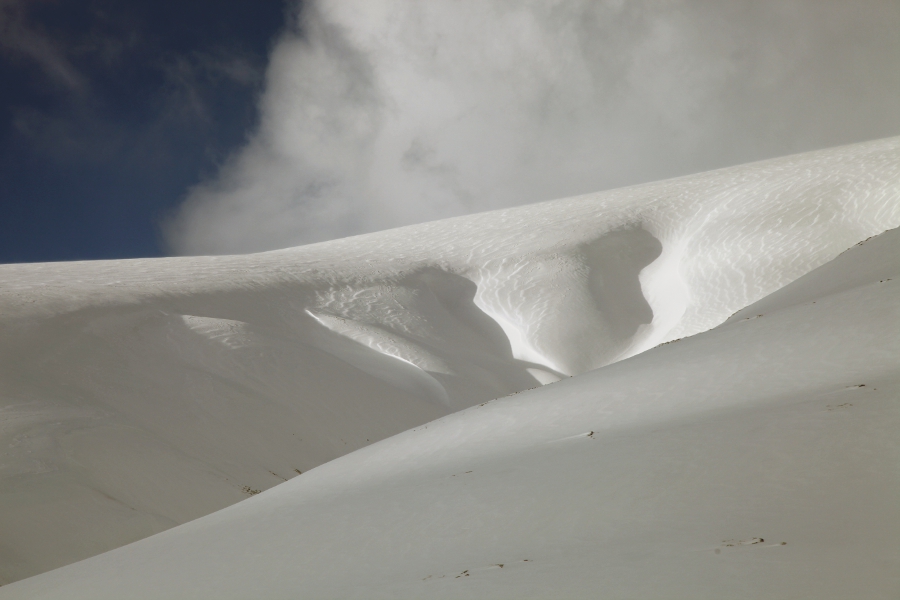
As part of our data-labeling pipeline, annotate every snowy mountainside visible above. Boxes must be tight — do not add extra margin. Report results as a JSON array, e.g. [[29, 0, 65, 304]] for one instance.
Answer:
[[3, 206, 898, 599], [0, 137, 898, 584]]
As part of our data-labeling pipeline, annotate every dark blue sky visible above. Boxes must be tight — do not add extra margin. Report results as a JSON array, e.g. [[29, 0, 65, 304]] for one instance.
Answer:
[[0, 0, 288, 263]]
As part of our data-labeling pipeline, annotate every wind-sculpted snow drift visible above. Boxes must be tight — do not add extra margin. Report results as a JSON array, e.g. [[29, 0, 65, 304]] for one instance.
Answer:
[[9, 217, 898, 600], [0, 137, 898, 586]]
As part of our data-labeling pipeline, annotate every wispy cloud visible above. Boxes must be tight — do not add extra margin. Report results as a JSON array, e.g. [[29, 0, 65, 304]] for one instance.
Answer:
[[164, 0, 900, 255], [0, 0, 88, 93], [159, 49, 265, 125]]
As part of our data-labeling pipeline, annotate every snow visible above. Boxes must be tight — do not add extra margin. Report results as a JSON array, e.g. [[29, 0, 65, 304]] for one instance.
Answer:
[[0, 137, 898, 592]]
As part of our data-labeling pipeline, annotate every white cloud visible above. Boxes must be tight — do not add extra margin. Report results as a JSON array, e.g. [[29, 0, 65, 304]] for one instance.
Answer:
[[165, 0, 900, 255]]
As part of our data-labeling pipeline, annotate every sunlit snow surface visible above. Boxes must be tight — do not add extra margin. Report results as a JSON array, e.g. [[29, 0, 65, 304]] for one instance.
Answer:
[[0, 137, 898, 591]]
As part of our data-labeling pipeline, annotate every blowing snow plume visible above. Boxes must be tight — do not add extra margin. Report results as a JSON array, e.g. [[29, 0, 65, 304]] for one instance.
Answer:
[[164, 0, 900, 255]]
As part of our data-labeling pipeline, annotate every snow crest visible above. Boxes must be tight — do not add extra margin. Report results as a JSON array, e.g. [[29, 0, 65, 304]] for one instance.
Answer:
[[0, 137, 898, 585]]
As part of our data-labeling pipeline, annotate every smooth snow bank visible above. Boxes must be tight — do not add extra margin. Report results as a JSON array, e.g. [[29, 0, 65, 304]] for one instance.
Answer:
[[4, 228, 898, 600], [0, 137, 898, 584]]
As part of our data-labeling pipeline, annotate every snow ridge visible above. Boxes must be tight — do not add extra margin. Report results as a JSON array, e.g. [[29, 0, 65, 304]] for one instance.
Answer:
[[0, 137, 898, 585]]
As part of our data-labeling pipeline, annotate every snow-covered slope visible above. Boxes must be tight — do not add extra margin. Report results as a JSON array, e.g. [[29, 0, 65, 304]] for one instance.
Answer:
[[3, 204, 898, 600], [0, 137, 898, 585]]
